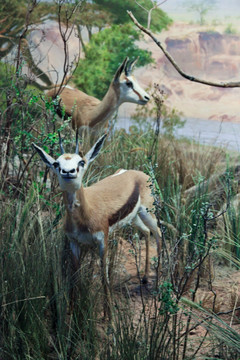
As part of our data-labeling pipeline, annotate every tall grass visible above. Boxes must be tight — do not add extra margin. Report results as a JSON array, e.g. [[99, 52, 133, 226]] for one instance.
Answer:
[[1, 120, 240, 358], [1, 67, 240, 358]]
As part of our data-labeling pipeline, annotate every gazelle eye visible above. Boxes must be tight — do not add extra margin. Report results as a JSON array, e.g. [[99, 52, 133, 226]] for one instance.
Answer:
[[126, 81, 133, 88], [79, 160, 85, 167], [53, 162, 59, 169]]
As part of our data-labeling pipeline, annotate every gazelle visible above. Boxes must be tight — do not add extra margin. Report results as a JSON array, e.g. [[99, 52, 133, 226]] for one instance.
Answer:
[[46, 57, 150, 130], [32, 133, 161, 317]]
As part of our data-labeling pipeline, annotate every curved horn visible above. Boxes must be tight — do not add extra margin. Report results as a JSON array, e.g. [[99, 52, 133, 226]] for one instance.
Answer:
[[75, 130, 79, 154], [125, 57, 139, 76], [58, 131, 65, 154]]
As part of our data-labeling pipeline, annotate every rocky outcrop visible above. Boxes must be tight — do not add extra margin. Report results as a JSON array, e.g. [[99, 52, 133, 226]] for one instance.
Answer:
[[124, 23, 240, 122], [164, 31, 240, 81]]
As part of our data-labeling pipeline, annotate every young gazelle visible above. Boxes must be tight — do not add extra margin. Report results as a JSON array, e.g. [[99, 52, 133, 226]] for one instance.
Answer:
[[46, 57, 150, 130], [32, 133, 161, 316]]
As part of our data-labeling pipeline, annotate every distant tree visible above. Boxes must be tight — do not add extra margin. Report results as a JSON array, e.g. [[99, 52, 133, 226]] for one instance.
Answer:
[[73, 24, 153, 99], [75, 2, 113, 39], [69, 2, 113, 52], [93, 0, 172, 32], [183, 0, 217, 25]]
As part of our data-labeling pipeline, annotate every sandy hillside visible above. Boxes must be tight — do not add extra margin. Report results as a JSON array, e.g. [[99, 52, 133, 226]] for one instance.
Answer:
[[119, 22, 240, 123]]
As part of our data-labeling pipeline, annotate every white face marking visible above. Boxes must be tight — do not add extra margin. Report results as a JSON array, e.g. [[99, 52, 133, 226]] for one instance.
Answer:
[[33, 133, 106, 195], [54, 153, 86, 192], [119, 75, 150, 105]]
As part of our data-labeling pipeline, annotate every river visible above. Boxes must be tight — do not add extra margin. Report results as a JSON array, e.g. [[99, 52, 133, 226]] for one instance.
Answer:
[[116, 117, 240, 152]]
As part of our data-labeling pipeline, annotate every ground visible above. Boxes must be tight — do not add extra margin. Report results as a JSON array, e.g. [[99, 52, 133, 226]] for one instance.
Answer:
[[111, 236, 240, 357]]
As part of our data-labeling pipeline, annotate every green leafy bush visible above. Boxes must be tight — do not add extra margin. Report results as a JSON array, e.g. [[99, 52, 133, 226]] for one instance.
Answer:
[[73, 23, 153, 99]]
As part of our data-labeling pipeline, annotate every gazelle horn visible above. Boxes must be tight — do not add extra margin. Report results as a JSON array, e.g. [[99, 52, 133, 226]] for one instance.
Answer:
[[58, 131, 65, 154]]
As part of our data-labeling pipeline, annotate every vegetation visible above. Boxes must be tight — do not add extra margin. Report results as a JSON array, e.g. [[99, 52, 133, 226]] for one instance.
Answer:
[[182, 0, 218, 25], [224, 23, 238, 35], [0, 0, 54, 60], [73, 23, 153, 99], [93, 0, 172, 32], [1, 1, 240, 359], [1, 64, 240, 358]]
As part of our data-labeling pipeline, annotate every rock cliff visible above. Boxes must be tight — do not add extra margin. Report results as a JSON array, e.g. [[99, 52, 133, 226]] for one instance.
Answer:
[[164, 31, 240, 80], [119, 23, 240, 123]]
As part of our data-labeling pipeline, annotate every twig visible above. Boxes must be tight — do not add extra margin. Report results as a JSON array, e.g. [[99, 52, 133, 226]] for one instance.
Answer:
[[179, 306, 240, 341], [2, 296, 46, 307], [135, 0, 168, 29]]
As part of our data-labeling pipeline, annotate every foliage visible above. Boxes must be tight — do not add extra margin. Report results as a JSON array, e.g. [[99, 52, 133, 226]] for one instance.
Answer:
[[131, 87, 185, 138], [1, 83, 239, 358], [73, 23, 153, 99], [182, 0, 218, 25], [0, 61, 15, 93], [0, 0, 53, 60], [93, 0, 172, 32], [1, 2, 240, 357], [74, 2, 113, 40], [224, 23, 237, 35]]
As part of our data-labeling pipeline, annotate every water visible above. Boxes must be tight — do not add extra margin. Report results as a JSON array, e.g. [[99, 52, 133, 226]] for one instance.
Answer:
[[116, 117, 240, 152], [174, 118, 240, 152]]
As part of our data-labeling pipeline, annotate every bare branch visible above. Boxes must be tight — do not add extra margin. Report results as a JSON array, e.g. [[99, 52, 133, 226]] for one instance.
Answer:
[[135, 1, 148, 13], [53, 1, 81, 97], [135, 0, 168, 30], [127, 11, 240, 88], [16, 0, 38, 74]]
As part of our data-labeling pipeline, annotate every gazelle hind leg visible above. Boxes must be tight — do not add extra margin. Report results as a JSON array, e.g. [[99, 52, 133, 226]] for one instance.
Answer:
[[138, 207, 161, 256], [133, 215, 151, 283]]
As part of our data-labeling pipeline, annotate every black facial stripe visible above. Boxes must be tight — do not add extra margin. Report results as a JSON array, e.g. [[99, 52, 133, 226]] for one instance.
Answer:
[[126, 80, 133, 88]]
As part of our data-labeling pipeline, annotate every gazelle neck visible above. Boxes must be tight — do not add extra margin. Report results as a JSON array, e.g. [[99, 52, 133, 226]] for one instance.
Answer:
[[63, 186, 90, 221], [87, 83, 120, 128]]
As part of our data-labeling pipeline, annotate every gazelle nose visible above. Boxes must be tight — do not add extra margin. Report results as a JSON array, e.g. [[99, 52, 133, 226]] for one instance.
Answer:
[[144, 95, 150, 101], [61, 168, 76, 175]]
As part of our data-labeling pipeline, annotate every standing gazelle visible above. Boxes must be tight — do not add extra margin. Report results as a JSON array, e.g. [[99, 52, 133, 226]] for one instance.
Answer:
[[32, 133, 161, 317], [46, 57, 150, 130]]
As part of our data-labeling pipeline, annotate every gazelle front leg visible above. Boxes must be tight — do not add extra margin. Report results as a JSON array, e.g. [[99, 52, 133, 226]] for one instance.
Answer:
[[66, 240, 82, 313], [70, 241, 81, 270], [94, 231, 112, 319]]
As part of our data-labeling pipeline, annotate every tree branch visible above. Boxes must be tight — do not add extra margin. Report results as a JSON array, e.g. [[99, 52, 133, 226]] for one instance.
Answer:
[[135, 0, 168, 30], [127, 10, 240, 88]]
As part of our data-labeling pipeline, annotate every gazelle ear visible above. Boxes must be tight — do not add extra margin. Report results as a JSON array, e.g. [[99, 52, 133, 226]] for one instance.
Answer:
[[113, 57, 129, 83], [32, 143, 57, 173], [85, 133, 107, 164]]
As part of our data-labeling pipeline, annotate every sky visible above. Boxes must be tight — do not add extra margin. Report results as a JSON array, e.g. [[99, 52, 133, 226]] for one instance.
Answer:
[[161, 0, 240, 20]]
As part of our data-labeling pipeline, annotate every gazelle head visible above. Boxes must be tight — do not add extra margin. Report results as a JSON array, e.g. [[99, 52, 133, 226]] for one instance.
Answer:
[[113, 57, 150, 105], [32, 133, 107, 193]]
